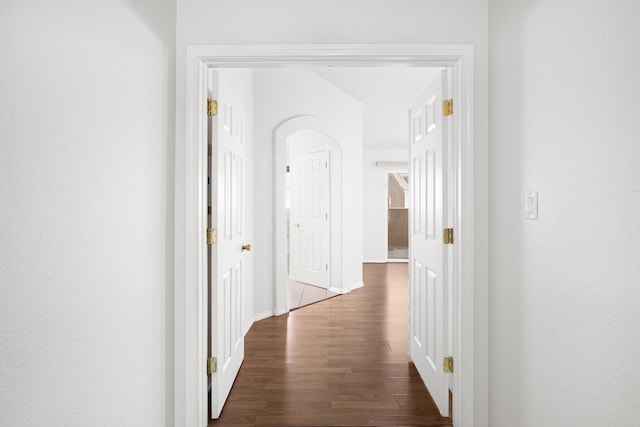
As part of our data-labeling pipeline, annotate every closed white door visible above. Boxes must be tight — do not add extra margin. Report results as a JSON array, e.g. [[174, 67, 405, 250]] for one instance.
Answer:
[[208, 72, 246, 419], [290, 149, 330, 289], [409, 70, 450, 416]]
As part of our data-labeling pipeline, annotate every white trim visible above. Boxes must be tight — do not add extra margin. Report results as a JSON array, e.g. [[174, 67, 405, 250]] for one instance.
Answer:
[[376, 161, 409, 169], [363, 259, 388, 264], [176, 44, 483, 427], [242, 322, 252, 337], [349, 281, 364, 291], [253, 310, 275, 323]]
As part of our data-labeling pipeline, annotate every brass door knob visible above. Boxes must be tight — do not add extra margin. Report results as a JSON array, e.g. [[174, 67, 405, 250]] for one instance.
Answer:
[[242, 244, 252, 251]]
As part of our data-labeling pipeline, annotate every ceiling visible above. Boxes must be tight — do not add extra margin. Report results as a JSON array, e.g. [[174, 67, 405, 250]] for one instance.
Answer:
[[307, 66, 442, 149]]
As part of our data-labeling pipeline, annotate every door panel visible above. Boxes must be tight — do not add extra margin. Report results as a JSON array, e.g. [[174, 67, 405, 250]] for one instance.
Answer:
[[409, 70, 450, 416], [290, 149, 330, 289], [209, 72, 246, 419]]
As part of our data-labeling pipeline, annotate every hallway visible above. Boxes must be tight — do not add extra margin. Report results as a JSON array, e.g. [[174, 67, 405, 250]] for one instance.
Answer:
[[210, 263, 452, 426]]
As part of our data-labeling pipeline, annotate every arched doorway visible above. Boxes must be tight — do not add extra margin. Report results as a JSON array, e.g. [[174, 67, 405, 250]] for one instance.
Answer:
[[273, 116, 346, 314]]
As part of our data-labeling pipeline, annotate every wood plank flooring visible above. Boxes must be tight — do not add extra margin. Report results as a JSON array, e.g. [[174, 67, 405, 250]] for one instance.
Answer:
[[210, 262, 452, 427]]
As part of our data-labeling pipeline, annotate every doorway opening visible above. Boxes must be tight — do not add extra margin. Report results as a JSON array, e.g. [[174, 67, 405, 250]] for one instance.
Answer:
[[285, 137, 339, 310], [177, 45, 483, 427], [387, 171, 409, 262], [274, 118, 345, 315]]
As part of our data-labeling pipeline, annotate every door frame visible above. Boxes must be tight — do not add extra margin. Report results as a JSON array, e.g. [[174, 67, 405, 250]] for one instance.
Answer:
[[176, 44, 485, 427]]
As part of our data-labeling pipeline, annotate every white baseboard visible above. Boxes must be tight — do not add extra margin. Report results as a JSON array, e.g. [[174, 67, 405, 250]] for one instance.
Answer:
[[386, 258, 409, 263], [363, 259, 387, 264], [329, 286, 349, 295], [272, 307, 289, 316], [243, 321, 252, 337], [254, 310, 275, 322], [350, 281, 364, 291], [328, 281, 364, 294]]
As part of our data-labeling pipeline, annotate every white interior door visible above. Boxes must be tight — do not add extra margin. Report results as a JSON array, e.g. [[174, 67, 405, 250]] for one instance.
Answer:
[[289, 149, 330, 289], [409, 70, 450, 416], [208, 71, 246, 419]]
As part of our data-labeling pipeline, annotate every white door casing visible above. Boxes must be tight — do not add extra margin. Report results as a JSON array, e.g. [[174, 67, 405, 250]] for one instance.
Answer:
[[208, 71, 245, 419], [179, 45, 480, 427], [289, 149, 331, 289], [409, 70, 451, 416]]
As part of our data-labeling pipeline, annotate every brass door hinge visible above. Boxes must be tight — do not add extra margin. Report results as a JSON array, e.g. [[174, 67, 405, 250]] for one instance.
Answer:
[[443, 228, 454, 245], [206, 228, 217, 245], [207, 357, 217, 374], [207, 99, 218, 117], [443, 99, 453, 117], [443, 357, 454, 373]]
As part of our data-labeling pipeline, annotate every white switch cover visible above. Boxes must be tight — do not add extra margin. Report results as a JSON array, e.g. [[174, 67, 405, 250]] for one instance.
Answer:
[[525, 191, 538, 220]]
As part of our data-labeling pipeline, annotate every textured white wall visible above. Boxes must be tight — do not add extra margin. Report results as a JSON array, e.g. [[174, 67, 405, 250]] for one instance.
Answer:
[[363, 149, 409, 262], [489, 1, 640, 425], [253, 68, 364, 318], [0, 1, 175, 426]]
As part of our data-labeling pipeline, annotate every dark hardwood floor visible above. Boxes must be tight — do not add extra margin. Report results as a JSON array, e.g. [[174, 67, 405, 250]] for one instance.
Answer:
[[210, 262, 452, 427]]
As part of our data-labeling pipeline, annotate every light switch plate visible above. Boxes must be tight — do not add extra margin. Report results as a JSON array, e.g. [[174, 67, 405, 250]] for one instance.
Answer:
[[525, 191, 538, 220]]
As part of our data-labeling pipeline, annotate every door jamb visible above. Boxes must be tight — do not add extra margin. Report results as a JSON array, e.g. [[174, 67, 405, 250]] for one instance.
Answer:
[[176, 44, 483, 427]]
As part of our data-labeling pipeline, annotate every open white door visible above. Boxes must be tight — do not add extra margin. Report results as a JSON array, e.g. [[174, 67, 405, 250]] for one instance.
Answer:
[[208, 71, 246, 419], [409, 70, 451, 416], [289, 149, 330, 289]]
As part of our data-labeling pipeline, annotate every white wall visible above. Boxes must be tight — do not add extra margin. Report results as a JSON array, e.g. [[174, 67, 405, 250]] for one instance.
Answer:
[[489, 1, 640, 425], [0, 1, 175, 426], [363, 149, 409, 262], [253, 68, 364, 318]]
